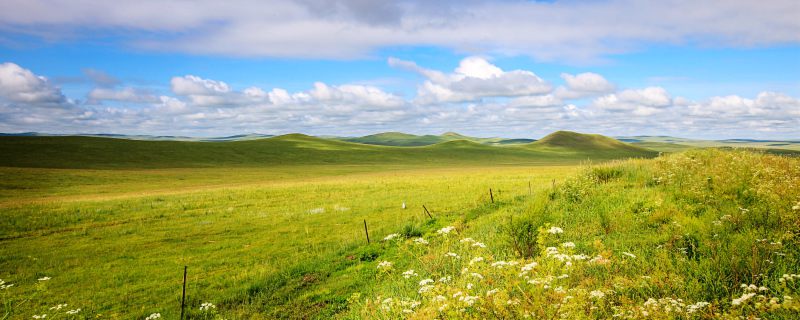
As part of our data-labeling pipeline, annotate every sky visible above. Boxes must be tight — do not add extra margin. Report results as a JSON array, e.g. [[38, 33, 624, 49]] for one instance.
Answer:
[[0, 0, 799, 139]]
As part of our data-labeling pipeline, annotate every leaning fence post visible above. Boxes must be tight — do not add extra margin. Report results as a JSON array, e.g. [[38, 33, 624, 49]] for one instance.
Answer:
[[363, 219, 370, 244], [423, 205, 433, 219], [489, 188, 494, 203], [180, 266, 187, 320]]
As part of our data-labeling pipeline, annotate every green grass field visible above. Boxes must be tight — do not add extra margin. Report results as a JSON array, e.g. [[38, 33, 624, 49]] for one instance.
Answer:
[[1, 132, 798, 319]]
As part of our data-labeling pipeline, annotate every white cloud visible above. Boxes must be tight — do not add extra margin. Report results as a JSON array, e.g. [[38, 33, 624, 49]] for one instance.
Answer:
[[556, 72, 615, 99], [391, 56, 551, 104], [88, 87, 159, 104], [1, 61, 798, 139], [593, 87, 672, 116], [171, 75, 230, 96], [0, 62, 66, 106], [2, 1, 798, 62]]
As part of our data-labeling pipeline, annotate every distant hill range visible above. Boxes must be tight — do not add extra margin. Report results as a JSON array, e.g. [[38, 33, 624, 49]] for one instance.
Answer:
[[0, 131, 655, 169], [338, 131, 535, 146]]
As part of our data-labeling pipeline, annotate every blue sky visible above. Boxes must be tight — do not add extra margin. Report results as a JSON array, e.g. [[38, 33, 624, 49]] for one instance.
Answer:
[[0, 0, 798, 139]]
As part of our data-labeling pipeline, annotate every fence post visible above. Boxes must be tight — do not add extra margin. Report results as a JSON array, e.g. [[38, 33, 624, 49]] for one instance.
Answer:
[[489, 188, 494, 203], [423, 205, 433, 219], [363, 219, 370, 244], [180, 266, 187, 320]]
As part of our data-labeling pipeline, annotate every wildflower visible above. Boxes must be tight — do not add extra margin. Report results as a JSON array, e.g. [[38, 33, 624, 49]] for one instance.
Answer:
[[732, 292, 756, 305], [38, 277, 51, 281], [557, 274, 569, 279], [686, 302, 710, 314], [460, 238, 475, 244], [466, 283, 474, 290], [49, 304, 67, 311], [402, 269, 418, 279], [32, 315, 46, 319], [376, 261, 393, 271], [561, 242, 576, 248], [445, 252, 460, 259], [419, 285, 434, 294], [590, 290, 605, 299], [433, 295, 447, 302], [438, 276, 452, 283], [0, 279, 12, 290], [383, 233, 400, 241], [469, 257, 484, 265], [486, 288, 499, 296], [412, 237, 429, 245], [472, 242, 487, 248], [437, 226, 456, 235], [199, 302, 216, 311], [547, 226, 564, 234], [308, 208, 324, 214], [145, 314, 161, 320], [419, 278, 434, 286], [621, 252, 637, 259], [470, 272, 484, 280], [520, 261, 538, 273], [65, 309, 81, 315], [491, 261, 509, 268]]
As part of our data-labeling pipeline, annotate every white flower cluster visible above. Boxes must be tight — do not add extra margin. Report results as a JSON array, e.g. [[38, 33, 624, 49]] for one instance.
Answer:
[[199, 302, 216, 311], [145, 313, 161, 320], [32, 315, 46, 319], [65, 309, 81, 315], [547, 226, 564, 234], [779, 273, 800, 282], [0, 279, 12, 290], [383, 233, 400, 241], [412, 237, 429, 245], [437, 226, 456, 235], [49, 304, 67, 311], [376, 260, 393, 271], [402, 269, 418, 279]]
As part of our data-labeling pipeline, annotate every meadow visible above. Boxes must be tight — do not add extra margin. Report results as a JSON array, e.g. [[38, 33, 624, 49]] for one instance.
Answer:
[[1, 133, 798, 319]]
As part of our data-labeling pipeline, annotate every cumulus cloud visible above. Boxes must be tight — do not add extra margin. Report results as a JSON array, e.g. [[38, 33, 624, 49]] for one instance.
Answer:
[[556, 72, 615, 99], [593, 87, 672, 116], [88, 87, 159, 104], [1, 1, 798, 62], [0, 62, 66, 106], [391, 56, 552, 103], [1, 61, 799, 139]]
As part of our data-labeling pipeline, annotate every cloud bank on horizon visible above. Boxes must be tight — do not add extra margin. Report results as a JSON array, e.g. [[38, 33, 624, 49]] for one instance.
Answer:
[[0, 0, 798, 139]]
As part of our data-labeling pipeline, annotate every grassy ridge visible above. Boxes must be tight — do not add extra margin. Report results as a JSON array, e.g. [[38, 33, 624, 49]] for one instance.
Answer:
[[0, 132, 657, 169], [340, 149, 800, 319]]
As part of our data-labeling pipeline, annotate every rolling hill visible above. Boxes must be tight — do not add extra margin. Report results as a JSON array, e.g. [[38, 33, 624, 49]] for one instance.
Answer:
[[525, 131, 658, 157], [339, 131, 534, 146], [0, 131, 657, 169]]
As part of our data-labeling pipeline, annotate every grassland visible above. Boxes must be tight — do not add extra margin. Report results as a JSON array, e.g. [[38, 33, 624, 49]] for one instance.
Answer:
[[2, 132, 797, 319]]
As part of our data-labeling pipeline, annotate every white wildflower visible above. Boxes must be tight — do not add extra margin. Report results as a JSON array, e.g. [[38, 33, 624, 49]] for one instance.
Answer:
[[419, 279, 435, 286], [469, 257, 484, 265], [383, 233, 400, 241], [419, 285, 434, 294], [622, 252, 637, 259], [307, 207, 324, 214], [32, 315, 46, 319], [470, 273, 484, 280], [437, 226, 456, 235], [377, 261, 393, 271], [486, 288, 499, 296], [402, 269, 418, 279], [438, 276, 452, 283], [38, 277, 51, 281], [732, 292, 756, 305], [65, 309, 81, 315], [491, 261, 509, 268], [199, 302, 216, 311], [547, 226, 564, 234], [145, 314, 161, 320], [590, 290, 606, 299], [472, 242, 487, 248], [460, 238, 475, 244], [445, 252, 460, 259], [561, 242, 576, 248], [49, 304, 67, 311], [412, 237, 429, 245]]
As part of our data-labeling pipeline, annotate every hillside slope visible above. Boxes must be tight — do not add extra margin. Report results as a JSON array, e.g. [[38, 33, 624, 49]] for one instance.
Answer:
[[0, 131, 657, 169], [526, 131, 658, 157]]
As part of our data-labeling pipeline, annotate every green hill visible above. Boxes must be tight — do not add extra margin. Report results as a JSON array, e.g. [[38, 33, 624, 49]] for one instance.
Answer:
[[526, 131, 658, 157], [0, 131, 658, 169], [340, 132, 532, 147]]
